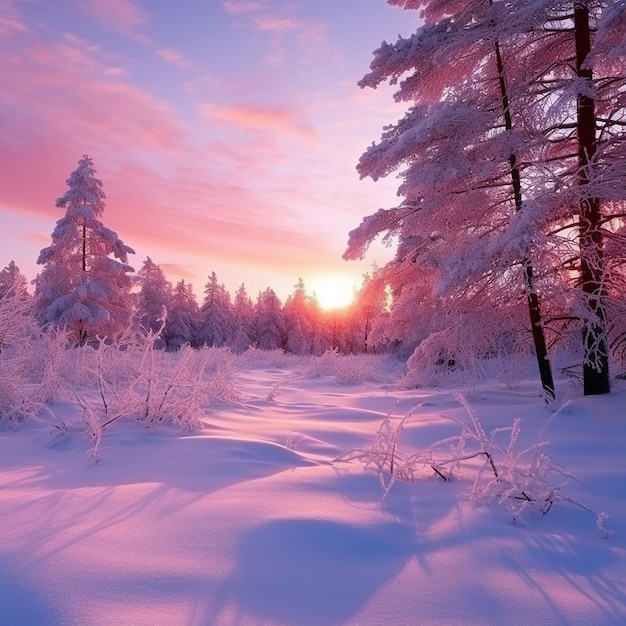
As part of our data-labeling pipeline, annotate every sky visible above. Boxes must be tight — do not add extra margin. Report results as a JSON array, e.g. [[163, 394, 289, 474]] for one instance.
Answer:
[[0, 0, 419, 307]]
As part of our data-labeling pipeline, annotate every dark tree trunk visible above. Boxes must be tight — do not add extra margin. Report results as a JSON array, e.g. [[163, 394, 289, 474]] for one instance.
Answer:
[[494, 38, 556, 399], [82, 223, 87, 272], [575, 3, 610, 395]]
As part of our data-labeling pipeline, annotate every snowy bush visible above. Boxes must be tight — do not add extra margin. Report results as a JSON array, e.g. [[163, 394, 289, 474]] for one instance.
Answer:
[[75, 339, 240, 445], [303, 349, 401, 384], [0, 292, 48, 426], [238, 347, 300, 370], [0, 302, 241, 449], [336, 394, 609, 533]]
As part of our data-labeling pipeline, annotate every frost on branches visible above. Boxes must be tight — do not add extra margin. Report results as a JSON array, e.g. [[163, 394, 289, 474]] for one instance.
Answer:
[[34, 155, 135, 345], [0, 261, 29, 300], [163, 280, 200, 351], [136, 257, 173, 343], [347, 0, 626, 396], [197, 272, 234, 348]]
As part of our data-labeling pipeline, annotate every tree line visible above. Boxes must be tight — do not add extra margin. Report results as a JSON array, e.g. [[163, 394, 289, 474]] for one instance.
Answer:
[[4, 1, 626, 397], [2, 157, 388, 356]]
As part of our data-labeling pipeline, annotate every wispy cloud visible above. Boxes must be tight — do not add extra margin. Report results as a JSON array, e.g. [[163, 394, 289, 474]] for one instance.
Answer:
[[81, 0, 148, 35], [199, 102, 317, 141], [220, 0, 328, 65], [252, 15, 298, 34], [0, 0, 397, 297], [156, 48, 194, 69], [0, 0, 27, 37], [221, 1, 264, 16], [159, 263, 198, 282]]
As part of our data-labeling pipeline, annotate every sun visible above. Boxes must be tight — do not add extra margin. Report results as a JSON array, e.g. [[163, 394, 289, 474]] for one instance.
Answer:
[[310, 275, 356, 311]]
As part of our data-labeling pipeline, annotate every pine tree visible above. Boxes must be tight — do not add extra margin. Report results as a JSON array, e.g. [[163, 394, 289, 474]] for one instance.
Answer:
[[231, 283, 255, 354], [253, 288, 286, 351], [284, 278, 321, 355], [0, 261, 28, 299], [198, 272, 233, 347], [349, 270, 388, 354], [163, 280, 199, 351], [34, 155, 134, 344], [135, 257, 172, 341], [513, 1, 626, 394]]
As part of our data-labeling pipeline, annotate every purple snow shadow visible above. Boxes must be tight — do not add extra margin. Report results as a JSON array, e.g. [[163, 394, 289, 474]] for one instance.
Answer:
[[206, 518, 415, 625], [0, 568, 63, 624]]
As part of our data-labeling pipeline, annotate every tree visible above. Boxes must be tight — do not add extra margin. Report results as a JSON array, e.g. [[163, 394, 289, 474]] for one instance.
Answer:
[[0, 261, 28, 299], [552, 2, 624, 394], [231, 283, 255, 354], [346, 1, 626, 395], [163, 280, 199, 351], [253, 288, 286, 351], [283, 278, 325, 355], [34, 155, 135, 344], [0, 261, 34, 359], [351, 269, 389, 354], [198, 272, 233, 348], [135, 257, 172, 341], [518, 0, 626, 394]]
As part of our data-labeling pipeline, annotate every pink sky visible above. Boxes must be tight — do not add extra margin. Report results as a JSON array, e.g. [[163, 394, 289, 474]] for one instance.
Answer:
[[0, 0, 417, 302]]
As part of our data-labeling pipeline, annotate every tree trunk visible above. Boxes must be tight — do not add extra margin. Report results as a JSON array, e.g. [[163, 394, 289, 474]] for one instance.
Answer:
[[82, 224, 87, 272], [575, 2, 610, 395], [494, 38, 556, 399]]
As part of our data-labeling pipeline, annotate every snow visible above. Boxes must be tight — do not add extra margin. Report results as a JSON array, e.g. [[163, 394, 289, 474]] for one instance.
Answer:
[[1, 358, 625, 625]]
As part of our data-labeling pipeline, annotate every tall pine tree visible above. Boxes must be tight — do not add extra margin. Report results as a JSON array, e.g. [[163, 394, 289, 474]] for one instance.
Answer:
[[35, 155, 134, 344]]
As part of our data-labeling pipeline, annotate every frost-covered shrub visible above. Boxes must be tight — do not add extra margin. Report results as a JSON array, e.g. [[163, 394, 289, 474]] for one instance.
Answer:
[[0, 292, 47, 426], [302, 349, 400, 384], [337, 394, 608, 532], [399, 305, 535, 389], [79, 340, 240, 440], [238, 347, 301, 370]]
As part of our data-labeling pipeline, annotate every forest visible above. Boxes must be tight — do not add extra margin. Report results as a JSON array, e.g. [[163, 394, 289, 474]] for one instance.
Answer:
[[1, 1, 626, 624], [3, 1, 624, 402]]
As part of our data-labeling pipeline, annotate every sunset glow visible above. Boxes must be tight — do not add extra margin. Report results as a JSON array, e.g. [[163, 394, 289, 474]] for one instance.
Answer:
[[310, 274, 357, 310], [0, 0, 413, 300]]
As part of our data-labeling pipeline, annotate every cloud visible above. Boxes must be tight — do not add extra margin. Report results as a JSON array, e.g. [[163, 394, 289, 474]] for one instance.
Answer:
[[0, 0, 27, 37], [0, 2, 395, 300], [159, 263, 198, 282], [81, 0, 148, 34], [156, 48, 194, 69], [221, 1, 264, 15], [220, 0, 328, 65], [199, 102, 317, 141], [0, 31, 190, 228], [253, 16, 298, 34]]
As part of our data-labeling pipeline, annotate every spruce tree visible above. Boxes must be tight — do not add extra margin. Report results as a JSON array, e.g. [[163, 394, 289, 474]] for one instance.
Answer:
[[35, 155, 134, 344]]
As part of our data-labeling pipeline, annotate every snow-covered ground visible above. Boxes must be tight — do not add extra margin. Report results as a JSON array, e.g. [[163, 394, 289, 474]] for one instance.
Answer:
[[1, 356, 625, 625]]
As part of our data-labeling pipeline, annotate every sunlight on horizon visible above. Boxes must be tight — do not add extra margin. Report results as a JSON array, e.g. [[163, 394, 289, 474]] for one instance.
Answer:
[[310, 274, 356, 311]]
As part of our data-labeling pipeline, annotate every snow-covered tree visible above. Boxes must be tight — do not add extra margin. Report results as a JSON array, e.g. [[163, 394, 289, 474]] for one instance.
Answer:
[[135, 257, 172, 340], [197, 272, 233, 347], [163, 280, 199, 351], [0, 261, 34, 360], [253, 288, 286, 351], [351, 269, 389, 354], [231, 283, 255, 354], [0, 261, 28, 299], [525, 1, 626, 394], [34, 155, 135, 344], [346, 1, 626, 395], [283, 278, 324, 355]]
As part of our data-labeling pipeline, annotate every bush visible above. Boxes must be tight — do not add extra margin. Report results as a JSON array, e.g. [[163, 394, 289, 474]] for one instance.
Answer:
[[336, 394, 610, 534]]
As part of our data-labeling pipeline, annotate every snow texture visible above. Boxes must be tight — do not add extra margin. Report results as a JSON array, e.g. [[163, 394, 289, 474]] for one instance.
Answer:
[[1, 352, 625, 625]]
